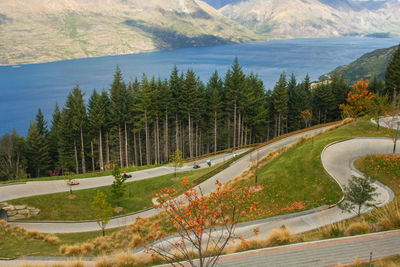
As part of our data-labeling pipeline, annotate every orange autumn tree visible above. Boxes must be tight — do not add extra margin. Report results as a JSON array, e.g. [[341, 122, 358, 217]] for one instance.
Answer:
[[340, 79, 374, 119], [146, 177, 259, 267]]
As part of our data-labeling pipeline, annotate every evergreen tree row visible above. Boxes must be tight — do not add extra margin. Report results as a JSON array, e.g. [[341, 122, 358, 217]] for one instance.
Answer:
[[1, 59, 356, 179]]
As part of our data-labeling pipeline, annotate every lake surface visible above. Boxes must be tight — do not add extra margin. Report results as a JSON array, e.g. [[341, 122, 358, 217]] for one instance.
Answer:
[[1, 37, 400, 136]]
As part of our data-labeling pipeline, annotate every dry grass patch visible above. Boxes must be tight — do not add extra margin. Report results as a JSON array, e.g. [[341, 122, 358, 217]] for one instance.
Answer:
[[344, 221, 370, 236]]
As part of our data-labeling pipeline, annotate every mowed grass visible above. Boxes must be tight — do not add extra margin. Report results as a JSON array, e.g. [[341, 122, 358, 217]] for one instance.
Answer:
[[9, 164, 222, 221], [235, 119, 396, 221], [0, 164, 162, 185]]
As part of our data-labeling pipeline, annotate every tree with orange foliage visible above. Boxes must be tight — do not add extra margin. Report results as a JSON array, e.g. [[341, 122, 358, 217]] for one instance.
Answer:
[[146, 177, 259, 267], [339, 79, 375, 119]]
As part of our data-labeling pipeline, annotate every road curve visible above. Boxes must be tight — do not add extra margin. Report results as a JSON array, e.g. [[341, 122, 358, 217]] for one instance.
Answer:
[[4, 125, 336, 233]]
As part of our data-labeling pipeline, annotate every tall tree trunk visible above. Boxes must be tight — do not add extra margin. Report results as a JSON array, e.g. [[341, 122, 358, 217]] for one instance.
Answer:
[[233, 102, 237, 149], [16, 152, 20, 178], [145, 110, 150, 165], [138, 131, 143, 166], [99, 129, 104, 171], [118, 125, 123, 168], [227, 118, 231, 149], [238, 112, 241, 148], [164, 112, 169, 162], [154, 123, 157, 164], [214, 111, 217, 154], [244, 127, 247, 146], [195, 123, 198, 157], [74, 140, 79, 174], [124, 121, 129, 168], [274, 115, 277, 138], [91, 141, 95, 172], [133, 130, 138, 166], [277, 113, 281, 137], [175, 114, 179, 151], [156, 117, 160, 164], [181, 121, 184, 156], [80, 127, 86, 173], [188, 113, 193, 158], [105, 133, 110, 166]]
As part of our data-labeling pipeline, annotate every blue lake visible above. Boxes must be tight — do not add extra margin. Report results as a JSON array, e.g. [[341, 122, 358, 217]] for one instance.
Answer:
[[1, 37, 400, 136]]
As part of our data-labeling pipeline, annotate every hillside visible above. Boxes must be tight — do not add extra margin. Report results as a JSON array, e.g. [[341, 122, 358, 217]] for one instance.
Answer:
[[0, 0, 258, 65], [320, 45, 399, 84], [220, 0, 400, 38]]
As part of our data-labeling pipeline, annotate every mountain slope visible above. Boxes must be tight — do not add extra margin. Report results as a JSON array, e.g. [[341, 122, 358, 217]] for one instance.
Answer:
[[0, 0, 258, 65], [220, 0, 400, 38], [320, 45, 399, 84]]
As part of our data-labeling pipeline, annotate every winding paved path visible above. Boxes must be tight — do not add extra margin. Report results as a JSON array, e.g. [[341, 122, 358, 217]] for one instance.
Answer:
[[2, 126, 335, 233], [2, 121, 399, 266]]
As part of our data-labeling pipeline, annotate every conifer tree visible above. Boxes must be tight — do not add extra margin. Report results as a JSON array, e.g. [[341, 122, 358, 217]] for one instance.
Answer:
[[48, 103, 61, 170], [272, 73, 288, 136], [35, 108, 48, 138], [88, 90, 106, 171], [26, 122, 50, 177], [65, 85, 87, 174], [225, 58, 245, 149], [110, 66, 129, 168], [206, 71, 223, 153]]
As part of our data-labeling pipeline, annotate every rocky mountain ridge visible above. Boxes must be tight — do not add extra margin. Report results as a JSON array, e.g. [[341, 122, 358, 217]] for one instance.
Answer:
[[0, 0, 257, 65], [220, 0, 400, 38]]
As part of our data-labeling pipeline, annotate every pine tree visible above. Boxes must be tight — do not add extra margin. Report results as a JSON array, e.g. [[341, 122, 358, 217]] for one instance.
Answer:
[[272, 73, 288, 136], [35, 108, 48, 138], [48, 103, 61, 170], [225, 58, 245, 149], [206, 71, 223, 153], [110, 66, 128, 168], [65, 85, 87, 174], [88, 90, 107, 171], [26, 122, 51, 177], [287, 73, 301, 131], [385, 45, 400, 106], [330, 72, 349, 120]]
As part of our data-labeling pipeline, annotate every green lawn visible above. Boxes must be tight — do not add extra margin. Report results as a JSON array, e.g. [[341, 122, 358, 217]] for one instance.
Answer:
[[0, 164, 161, 185], [9, 164, 223, 221]]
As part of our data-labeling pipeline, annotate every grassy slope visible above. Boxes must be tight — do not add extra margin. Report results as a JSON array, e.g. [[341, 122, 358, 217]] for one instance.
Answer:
[[9, 164, 222, 221], [234, 119, 395, 221]]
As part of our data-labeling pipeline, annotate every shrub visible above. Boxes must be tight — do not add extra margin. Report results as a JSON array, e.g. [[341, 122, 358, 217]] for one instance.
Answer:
[[374, 202, 400, 230], [266, 225, 292, 246], [319, 222, 346, 238], [345, 221, 369, 236], [26, 230, 44, 239], [44, 234, 60, 245]]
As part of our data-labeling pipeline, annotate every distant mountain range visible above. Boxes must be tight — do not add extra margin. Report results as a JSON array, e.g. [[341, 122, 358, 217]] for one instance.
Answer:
[[220, 0, 400, 38], [320, 45, 399, 84], [0, 0, 257, 65], [0, 0, 399, 65]]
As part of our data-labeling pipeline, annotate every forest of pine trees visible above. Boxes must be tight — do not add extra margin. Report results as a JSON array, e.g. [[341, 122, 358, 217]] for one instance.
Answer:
[[0, 56, 393, 180]]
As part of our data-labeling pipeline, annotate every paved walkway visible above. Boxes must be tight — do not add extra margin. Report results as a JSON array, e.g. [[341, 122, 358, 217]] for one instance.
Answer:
[[216, 230, 400, 267]]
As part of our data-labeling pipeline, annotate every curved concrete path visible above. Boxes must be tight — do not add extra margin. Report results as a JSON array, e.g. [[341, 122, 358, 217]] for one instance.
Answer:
[[3, 125, 336, 233]]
